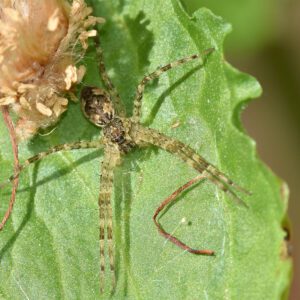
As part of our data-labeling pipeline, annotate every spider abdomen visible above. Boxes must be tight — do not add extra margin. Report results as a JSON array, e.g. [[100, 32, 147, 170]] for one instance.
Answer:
[[81, 86, 115, 127]]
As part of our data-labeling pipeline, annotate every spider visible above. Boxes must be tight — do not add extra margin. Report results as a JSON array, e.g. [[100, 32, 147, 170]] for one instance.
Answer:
[[0, 35, 250, 293]]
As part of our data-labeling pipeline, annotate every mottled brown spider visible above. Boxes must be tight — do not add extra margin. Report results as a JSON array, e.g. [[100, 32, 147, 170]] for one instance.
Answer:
[[0, 35, 250, 293]]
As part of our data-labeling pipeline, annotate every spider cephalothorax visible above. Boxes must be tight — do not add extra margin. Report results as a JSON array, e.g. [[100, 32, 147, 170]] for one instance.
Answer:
[[103, 118, 135, 151]]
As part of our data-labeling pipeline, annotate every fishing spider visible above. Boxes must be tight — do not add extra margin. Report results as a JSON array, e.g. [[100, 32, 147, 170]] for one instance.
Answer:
[[0, 36, 250, 293]]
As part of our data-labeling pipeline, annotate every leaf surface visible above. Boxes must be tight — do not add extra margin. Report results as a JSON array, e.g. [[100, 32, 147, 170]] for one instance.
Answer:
[[0, 0, 291, 299]]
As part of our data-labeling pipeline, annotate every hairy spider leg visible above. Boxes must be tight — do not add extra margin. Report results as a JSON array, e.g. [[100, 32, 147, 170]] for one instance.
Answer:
[[177, 145, 250, 207], [98, 146, 120, 293], [94, 35, 126, 117], [0, 139, 104, 230], [137, 126, 249, 203], [132, 48, 215, 122], [0, 107, 20, 232], [204, 165, 251, 195], [152, 174, 215, 255]]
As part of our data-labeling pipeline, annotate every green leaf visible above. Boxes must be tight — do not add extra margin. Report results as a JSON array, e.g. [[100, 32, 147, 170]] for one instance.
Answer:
[[180, 0, 281, 53], [0, 0, 291, 299]]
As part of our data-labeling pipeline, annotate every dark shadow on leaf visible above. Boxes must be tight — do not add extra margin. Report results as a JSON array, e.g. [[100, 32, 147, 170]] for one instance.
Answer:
[[105, 146, 161, 295], [0, 162, 39, 260], [113, 169, 123, 295], [143, 65, 203, 126], [113, 147, 154, 296], [11, 150, 103, 194], [114, 155, 134, 297], [124, 12, 153, 74], [122, 170, 132, 296], [117, 0, 125, 13]]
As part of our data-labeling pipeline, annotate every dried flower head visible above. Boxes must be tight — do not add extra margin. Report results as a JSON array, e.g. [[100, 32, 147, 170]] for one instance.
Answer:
[[0, 0, 104, 140]]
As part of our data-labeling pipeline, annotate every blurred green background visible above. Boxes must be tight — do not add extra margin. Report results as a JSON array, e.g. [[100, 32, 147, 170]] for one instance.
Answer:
[[181, 0, 299, 299]]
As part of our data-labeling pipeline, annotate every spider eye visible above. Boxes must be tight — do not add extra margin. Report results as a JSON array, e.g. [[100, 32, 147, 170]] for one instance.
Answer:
[[81, 86, 114, 127]]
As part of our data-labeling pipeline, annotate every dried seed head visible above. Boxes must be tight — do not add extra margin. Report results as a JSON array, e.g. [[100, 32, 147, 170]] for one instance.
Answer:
[[0, 0, 104, 140]]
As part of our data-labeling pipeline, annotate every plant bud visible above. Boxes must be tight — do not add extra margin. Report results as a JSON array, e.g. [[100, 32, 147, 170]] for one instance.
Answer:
[[0, 0, 104, 140]]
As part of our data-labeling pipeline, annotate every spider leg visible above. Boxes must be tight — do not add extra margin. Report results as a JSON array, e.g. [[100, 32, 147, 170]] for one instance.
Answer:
[[153, 174, 214, 255], [0, 107, 19, 232], [94, 35, 126, 117], [0, 139, 103, 231], [99, 146, 120, 293], [204, 164, 251, 195], [135, 126, 249, 207], [132, 48, 215, 122]]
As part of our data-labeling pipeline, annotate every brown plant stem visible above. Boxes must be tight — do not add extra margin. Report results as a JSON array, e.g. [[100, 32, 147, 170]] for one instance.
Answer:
[[0, 106, 19, 230]]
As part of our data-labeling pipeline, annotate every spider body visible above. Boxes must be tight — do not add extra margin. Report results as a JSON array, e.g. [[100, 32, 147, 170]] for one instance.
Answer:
[[0, 36, 250, 293]]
